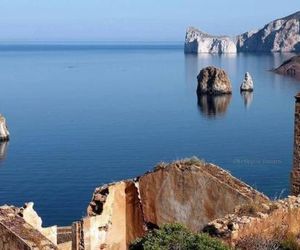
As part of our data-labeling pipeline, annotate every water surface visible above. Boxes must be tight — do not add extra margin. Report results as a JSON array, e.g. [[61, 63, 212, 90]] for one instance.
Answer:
[[0, 45, 299, 226]]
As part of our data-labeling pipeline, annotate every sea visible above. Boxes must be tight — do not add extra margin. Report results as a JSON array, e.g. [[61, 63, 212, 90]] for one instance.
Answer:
[[0, 42, 299, 226]]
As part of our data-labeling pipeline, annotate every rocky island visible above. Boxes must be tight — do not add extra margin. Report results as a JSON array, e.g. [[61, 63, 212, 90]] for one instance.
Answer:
[[185, 11, 300, 53], [197, 66, 232, 95], [184, 27, 237, 53]]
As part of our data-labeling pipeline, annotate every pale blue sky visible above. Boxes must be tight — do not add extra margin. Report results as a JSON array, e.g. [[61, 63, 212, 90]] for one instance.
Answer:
[[0, 0, 299, 42]]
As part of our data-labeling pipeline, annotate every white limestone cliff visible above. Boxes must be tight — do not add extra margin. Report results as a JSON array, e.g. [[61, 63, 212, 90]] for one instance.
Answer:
[[184, 27, 237, 54]]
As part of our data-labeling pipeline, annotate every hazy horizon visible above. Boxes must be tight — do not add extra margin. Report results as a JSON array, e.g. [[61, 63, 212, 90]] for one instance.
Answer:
[[0, 1, 300, 42]]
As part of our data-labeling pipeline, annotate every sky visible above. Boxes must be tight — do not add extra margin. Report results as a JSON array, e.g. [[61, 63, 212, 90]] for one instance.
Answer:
[[0, 0, 299, 42]]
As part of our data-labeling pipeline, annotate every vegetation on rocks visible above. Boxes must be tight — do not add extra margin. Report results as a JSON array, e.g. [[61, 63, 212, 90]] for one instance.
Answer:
[[130, 223, 231, 250]]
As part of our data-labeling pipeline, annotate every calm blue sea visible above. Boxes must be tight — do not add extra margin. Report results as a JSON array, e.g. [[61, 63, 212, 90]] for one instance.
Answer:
[[0, 43, 299, 226]]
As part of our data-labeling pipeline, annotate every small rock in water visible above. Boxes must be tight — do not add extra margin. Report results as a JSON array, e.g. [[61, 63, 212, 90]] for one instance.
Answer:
[[240, 72, 254, 92], [0, 114, 9, 141]]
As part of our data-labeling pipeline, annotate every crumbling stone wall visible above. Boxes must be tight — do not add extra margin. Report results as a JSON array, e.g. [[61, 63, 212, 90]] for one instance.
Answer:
[[0, 223, 31, 250], [204, 196, 300, 247], [292, 93, 300, 195], [0, 204, 57, 250], [75, 159, 268, 250]]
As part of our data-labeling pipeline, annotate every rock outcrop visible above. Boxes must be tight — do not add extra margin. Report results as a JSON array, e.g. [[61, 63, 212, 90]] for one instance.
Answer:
[[184, 27, 237, 54], [185, 11, 300, 53], [237, 11, 300, 52], [72, 158, 268, 249], [273, 55, 300, 80], [0, 114, 9, 142], [240, 72, 254, 92], [197, 66, 232, 95]]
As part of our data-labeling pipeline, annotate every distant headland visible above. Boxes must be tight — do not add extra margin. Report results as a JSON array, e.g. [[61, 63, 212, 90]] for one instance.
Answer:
[[185, 11, 300, 53]]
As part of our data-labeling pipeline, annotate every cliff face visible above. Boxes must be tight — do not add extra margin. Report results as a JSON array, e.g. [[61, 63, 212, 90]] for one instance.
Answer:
[[184, 27, 237, 54], [237, 12, 300, 52], [185, 11, 300, 53], [75, 158, 268, 249]]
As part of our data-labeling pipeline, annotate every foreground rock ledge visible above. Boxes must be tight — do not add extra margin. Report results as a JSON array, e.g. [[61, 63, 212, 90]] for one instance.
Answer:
[[76, 158, 267, 249], [197, 66, 232, 95]]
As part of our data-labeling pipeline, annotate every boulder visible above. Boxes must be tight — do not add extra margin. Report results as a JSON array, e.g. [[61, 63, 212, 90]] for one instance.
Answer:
[[185, 27, 237, 54], [0, 114, 9, 141], [197, 66, 232, 95], [240, 72, 254, 92]]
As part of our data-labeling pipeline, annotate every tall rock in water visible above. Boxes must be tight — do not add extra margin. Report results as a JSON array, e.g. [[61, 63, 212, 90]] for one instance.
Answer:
[[236, 11, 300, 52], [184, 27, 237, 54], [240, 72, 254, 91], [197, 66, 232, 95], [0, 114, 9, 141]]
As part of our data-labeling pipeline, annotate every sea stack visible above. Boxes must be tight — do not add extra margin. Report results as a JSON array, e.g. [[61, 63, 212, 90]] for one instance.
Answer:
[[197, 66, 232, 95], [0, 114, 10, 141], [240, 72, 254, 92]]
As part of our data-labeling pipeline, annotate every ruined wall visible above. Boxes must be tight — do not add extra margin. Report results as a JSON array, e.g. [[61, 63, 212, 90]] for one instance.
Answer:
[[77, 159, 268, 250], [292, 93, 300, 195], [73, 181, 145, 250], [139, 163, 266, 232], [0, 204, 58, 250], [204, 196, 300, 247], [0, 223, 31, 250]]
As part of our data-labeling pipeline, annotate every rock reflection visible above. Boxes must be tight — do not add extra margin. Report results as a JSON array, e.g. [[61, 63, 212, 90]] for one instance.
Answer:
[[0, 141, 8, 161], [241, 91, 253, 109], [197, 94, 231, 118]]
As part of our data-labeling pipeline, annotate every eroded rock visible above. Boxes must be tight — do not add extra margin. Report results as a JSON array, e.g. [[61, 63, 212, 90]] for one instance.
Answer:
[[197, 66, 232, 95], [240, 72, 254, 92], [0, 114, 9, 142]]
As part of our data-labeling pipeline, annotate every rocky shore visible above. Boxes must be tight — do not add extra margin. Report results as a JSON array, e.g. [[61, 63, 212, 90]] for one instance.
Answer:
[[273, 55, 300, 80]]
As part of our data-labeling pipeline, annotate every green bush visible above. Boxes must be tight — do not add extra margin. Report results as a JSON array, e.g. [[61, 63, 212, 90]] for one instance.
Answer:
[[280, 233, 300, 250], [130, 223, 230, 250]]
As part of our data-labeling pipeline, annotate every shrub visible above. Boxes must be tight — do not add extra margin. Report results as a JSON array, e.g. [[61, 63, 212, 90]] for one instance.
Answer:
[[130, 223, 230, 250], [280, 233, 300, 250]]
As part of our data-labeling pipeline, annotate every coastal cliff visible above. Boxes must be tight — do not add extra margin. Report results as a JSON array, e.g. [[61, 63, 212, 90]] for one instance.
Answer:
[[184, 27, 237, 53], [185, 11, 300, 53]]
